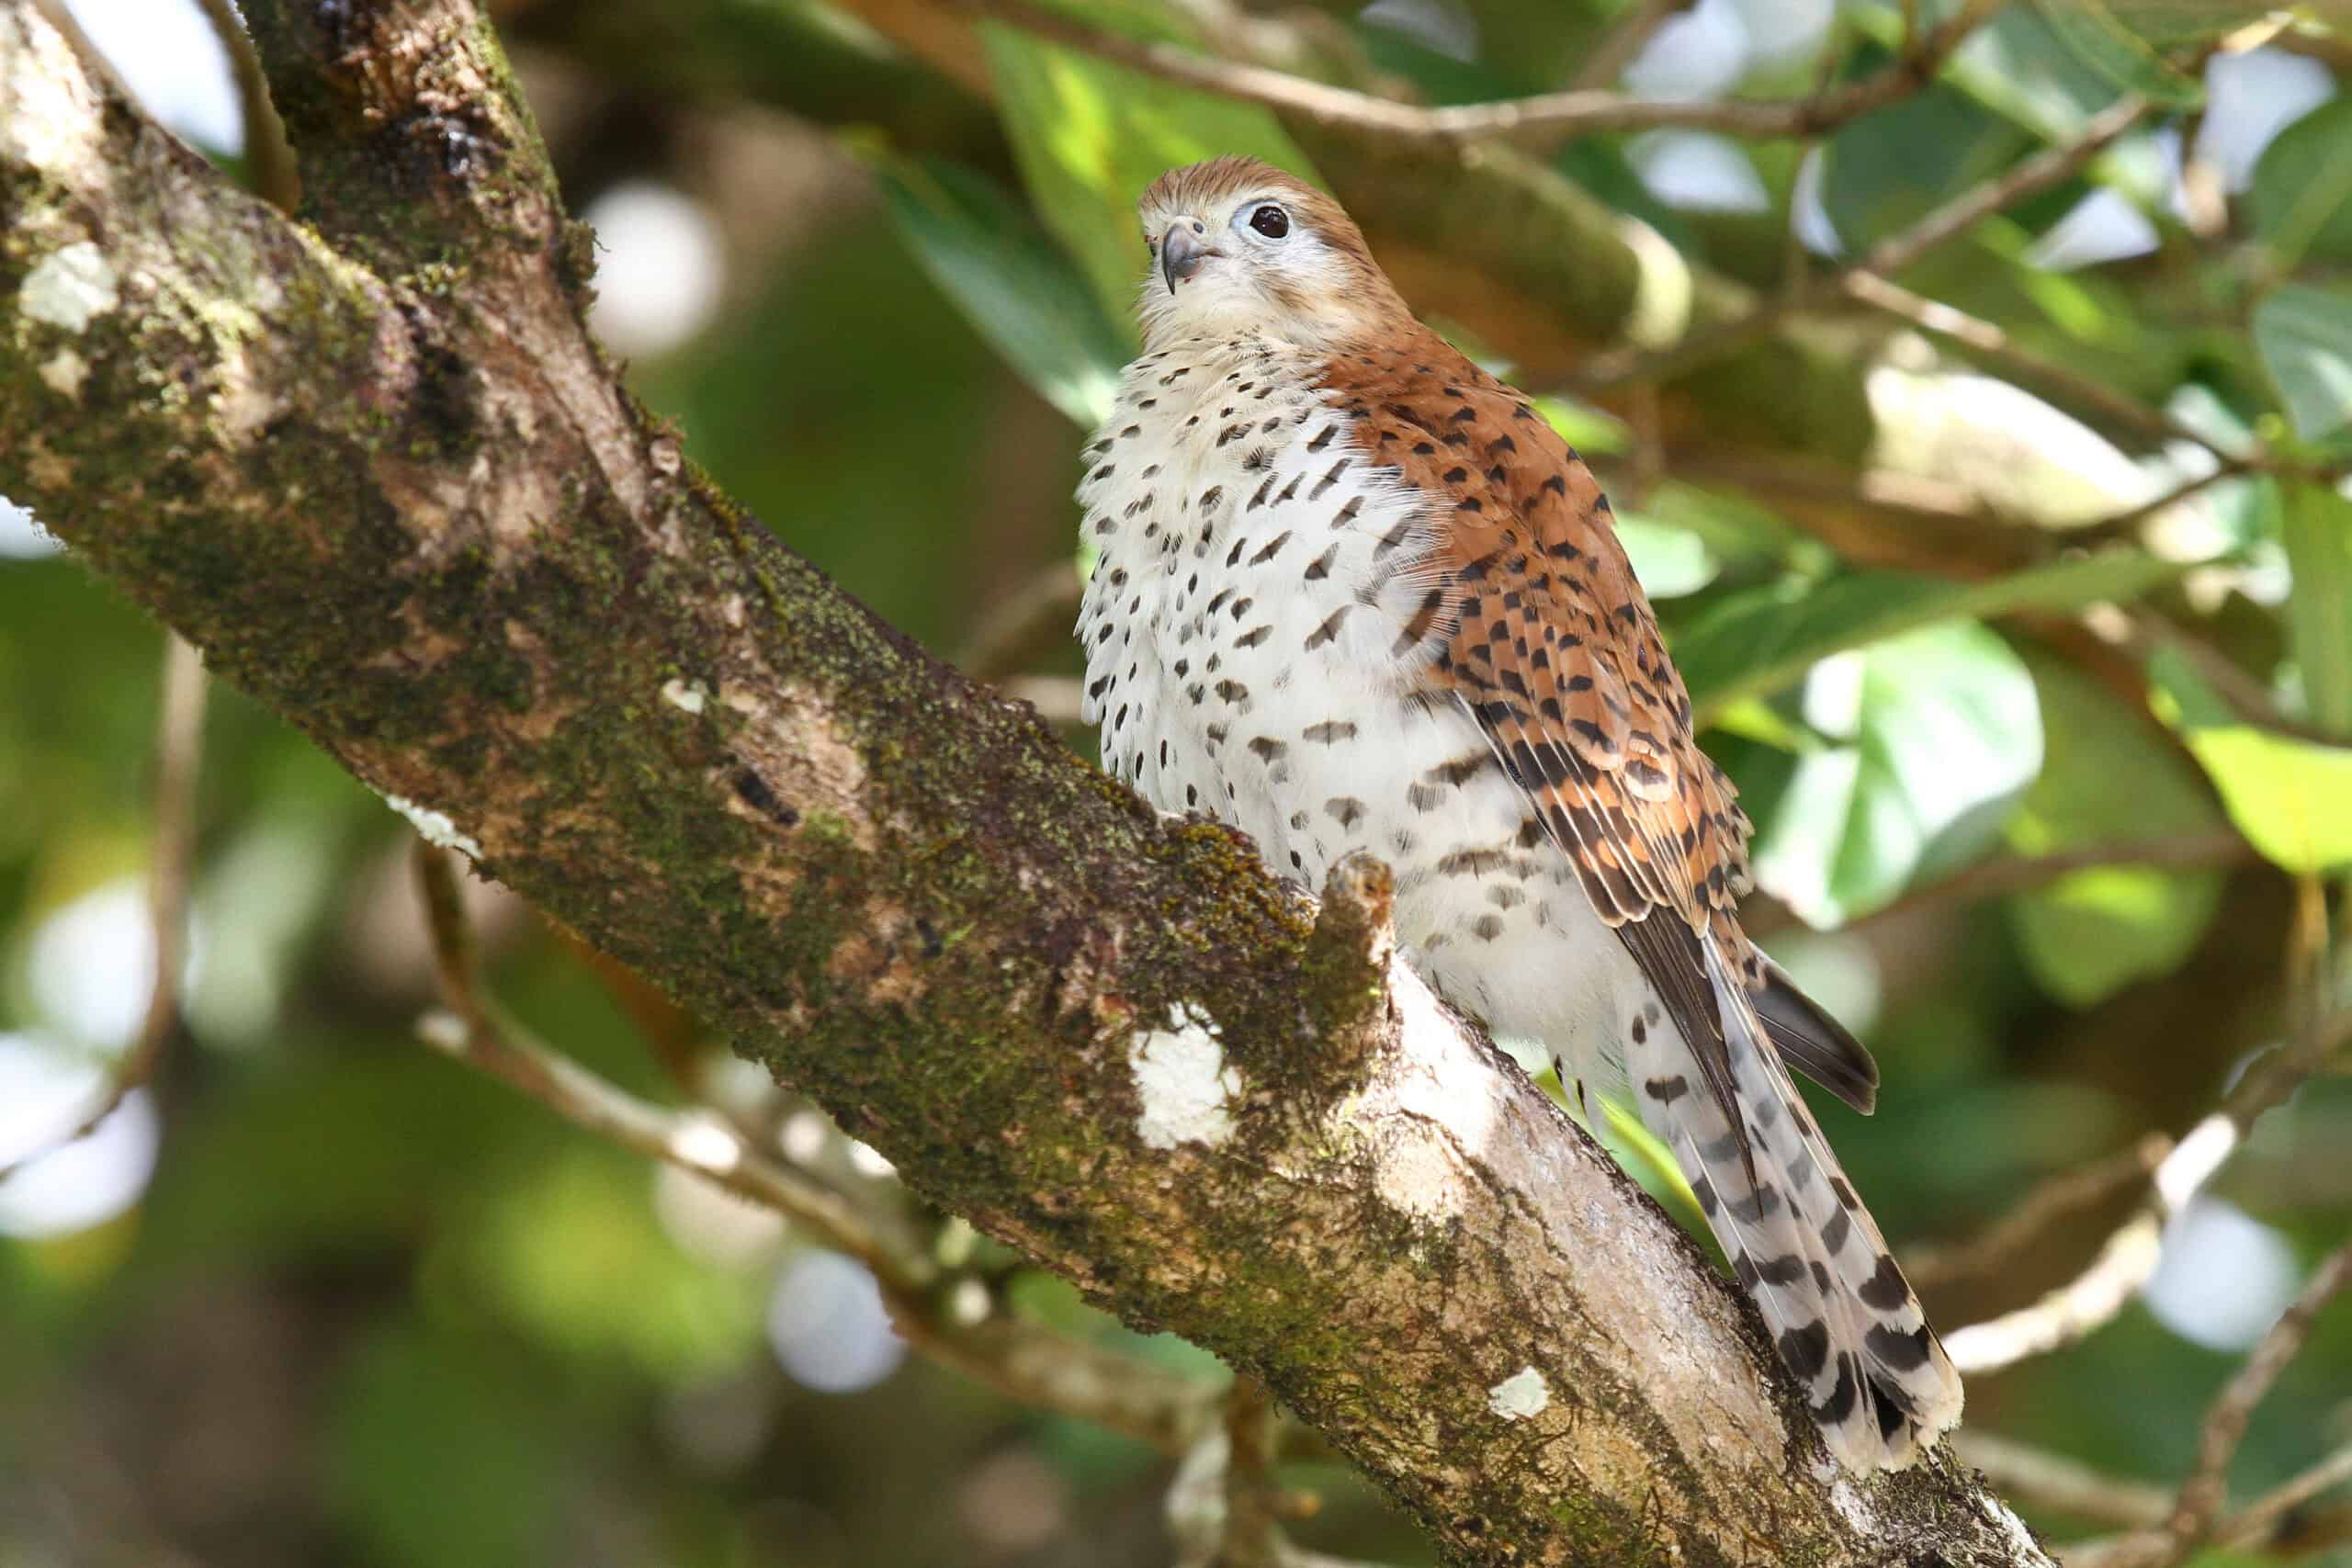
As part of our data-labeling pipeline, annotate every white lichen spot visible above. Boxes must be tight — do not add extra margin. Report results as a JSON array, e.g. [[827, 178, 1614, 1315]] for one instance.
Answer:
[[1827, 1473, 1881, 1536], [1487, 1366, 1550, 1421], [38, 348, 86, 399], [660, 676, 708, 715], [383, 793, 483, 859], [22, 242, 119, 333], [1128, 1002, 1240, 1150]]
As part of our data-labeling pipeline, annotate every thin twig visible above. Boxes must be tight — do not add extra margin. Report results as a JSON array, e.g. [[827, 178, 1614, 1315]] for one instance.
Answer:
[[409, 841, 1218, 1454], [1001, 672, 1087, 726], [2170, 1245, 2352, 1543], [2063, 1250, 2352, 1568], [1568, 0, 1693, 91], [2210, 1440, 2352, 1556], [1942, 1007, 2352, 1376], [194, 0, 299, 211], [1953, 1431, 2174, 1531], [0, 635, 207, 1184], [1748, 832, 2254, 942], [1222, 1376, 1283, 1568], [958, 558, 1084, 680], [2070, 462, 2253, 547], [968, 0, 2003, 149], [1574, 89, 2152, 391], [2093, 606, 2347, 746], [1908, 1135, 2175, 1291], [1852, 833, 2254, 936], [1166, 1377, 1379, 1568], [1838, 271, 2217, 457]]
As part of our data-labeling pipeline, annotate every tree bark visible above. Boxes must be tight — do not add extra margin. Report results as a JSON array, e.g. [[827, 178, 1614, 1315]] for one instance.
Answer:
[[0, 4, 2047, 1562]]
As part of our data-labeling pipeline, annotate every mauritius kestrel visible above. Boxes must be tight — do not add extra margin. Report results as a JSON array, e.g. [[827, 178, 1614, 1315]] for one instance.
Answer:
[[1073, 155, 1962, 1471]]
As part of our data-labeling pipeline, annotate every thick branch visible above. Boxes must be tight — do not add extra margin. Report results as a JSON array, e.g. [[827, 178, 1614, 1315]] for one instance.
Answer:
[[0, 6, 2043, 1562]]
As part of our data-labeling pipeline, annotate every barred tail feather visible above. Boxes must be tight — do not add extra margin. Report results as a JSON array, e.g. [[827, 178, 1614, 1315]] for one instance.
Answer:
[[1630, 943, 1962, 1470]]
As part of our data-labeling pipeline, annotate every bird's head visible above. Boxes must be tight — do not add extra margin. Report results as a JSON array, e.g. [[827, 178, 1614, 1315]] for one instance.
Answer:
[[1135, 156, 1409, 352]]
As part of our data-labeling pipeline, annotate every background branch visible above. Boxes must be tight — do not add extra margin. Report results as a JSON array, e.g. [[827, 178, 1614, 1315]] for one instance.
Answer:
[[412, 840, 1220, 1455], [970, 0, 2002, 147], [0, 632, 205, 1184]]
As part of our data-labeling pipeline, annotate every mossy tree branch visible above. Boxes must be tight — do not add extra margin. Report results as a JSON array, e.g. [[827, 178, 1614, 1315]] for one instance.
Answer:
[[0, 4, 2046, 1562]]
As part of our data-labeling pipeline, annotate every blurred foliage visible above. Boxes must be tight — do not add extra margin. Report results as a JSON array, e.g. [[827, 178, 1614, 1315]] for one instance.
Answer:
[[7, 0, 2352, 1564]]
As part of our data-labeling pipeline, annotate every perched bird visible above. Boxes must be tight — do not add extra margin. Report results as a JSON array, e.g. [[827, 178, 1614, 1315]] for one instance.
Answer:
[[1074, 155, 1962, 1471]]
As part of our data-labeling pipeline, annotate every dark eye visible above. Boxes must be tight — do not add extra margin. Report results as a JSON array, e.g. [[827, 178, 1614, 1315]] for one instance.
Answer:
[[1249, 204, 1289, 239]]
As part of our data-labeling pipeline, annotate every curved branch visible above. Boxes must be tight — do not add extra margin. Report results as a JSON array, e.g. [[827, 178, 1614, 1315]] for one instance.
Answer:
[[0, 5, 2044, 1562], [969, 0, 2004, 149]]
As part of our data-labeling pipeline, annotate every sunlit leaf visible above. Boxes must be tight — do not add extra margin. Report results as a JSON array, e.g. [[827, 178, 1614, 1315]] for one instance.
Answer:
[[2027, 0, 2202, 107], [873, 156, 1132, 427], [1822, 81, 2026, 251], [2246, 94, 2352, 267], [981, 15, 1321, 322], [1612, 517, 1716, 599], [1530, 394, 1630, 456], [2005, 657, 2223, 1006], [1751, 622, 2043, 927], [1946, 5, 2134, 141], [2252, 284, 2352, 444], [1678, 551, 2195, 727], [2282, 479, 2352, 737], [2151, 648, 2352, 873]]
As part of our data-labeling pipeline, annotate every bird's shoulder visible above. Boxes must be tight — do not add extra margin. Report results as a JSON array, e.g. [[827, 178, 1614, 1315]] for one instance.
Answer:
[[1313, 332, 1754, 947]]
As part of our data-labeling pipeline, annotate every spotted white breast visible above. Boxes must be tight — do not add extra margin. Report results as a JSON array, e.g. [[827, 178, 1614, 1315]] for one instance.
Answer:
[[1074, 331, 1647, 1093]]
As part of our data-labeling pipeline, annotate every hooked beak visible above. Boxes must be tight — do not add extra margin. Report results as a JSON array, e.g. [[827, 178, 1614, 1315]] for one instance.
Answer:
[[1160, 222, 1210, 294]]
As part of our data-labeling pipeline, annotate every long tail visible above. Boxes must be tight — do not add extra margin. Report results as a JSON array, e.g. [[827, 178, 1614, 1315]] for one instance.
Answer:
[[1630, 942, 1962, 1470]]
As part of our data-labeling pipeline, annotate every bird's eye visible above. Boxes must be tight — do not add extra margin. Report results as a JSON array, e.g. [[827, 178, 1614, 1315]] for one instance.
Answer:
[[1248, 204, 1290, 239]]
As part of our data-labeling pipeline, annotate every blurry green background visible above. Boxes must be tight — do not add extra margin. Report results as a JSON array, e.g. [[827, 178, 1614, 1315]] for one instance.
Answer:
[[5, 0, 2352, 1563]]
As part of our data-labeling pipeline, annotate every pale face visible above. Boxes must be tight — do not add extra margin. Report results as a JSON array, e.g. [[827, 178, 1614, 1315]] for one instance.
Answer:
[[1135, 186, 1366, 350]]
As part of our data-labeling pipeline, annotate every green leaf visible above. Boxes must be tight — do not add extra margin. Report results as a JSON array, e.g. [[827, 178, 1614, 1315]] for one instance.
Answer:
[[1822, 81, 2028, 251], [2027, 0, 2203, 107], [2283, 479, 2352, 737], [2246, 95, 2352, 268], [2151, 647, 2352, 873], [872, 156, 1132, 427], [1946, 5, 2137, 141], [1751, 622, 2043, 927], [1530, 394, 1630, 456], [1612, 516, 1716, 599], [981, 15, 1322, 323], [1678, 551, 2196, 728], [2005, 657, 2223, 1005], [2177, 727, 2352, 873], [2254, 284, 2352, 445]]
